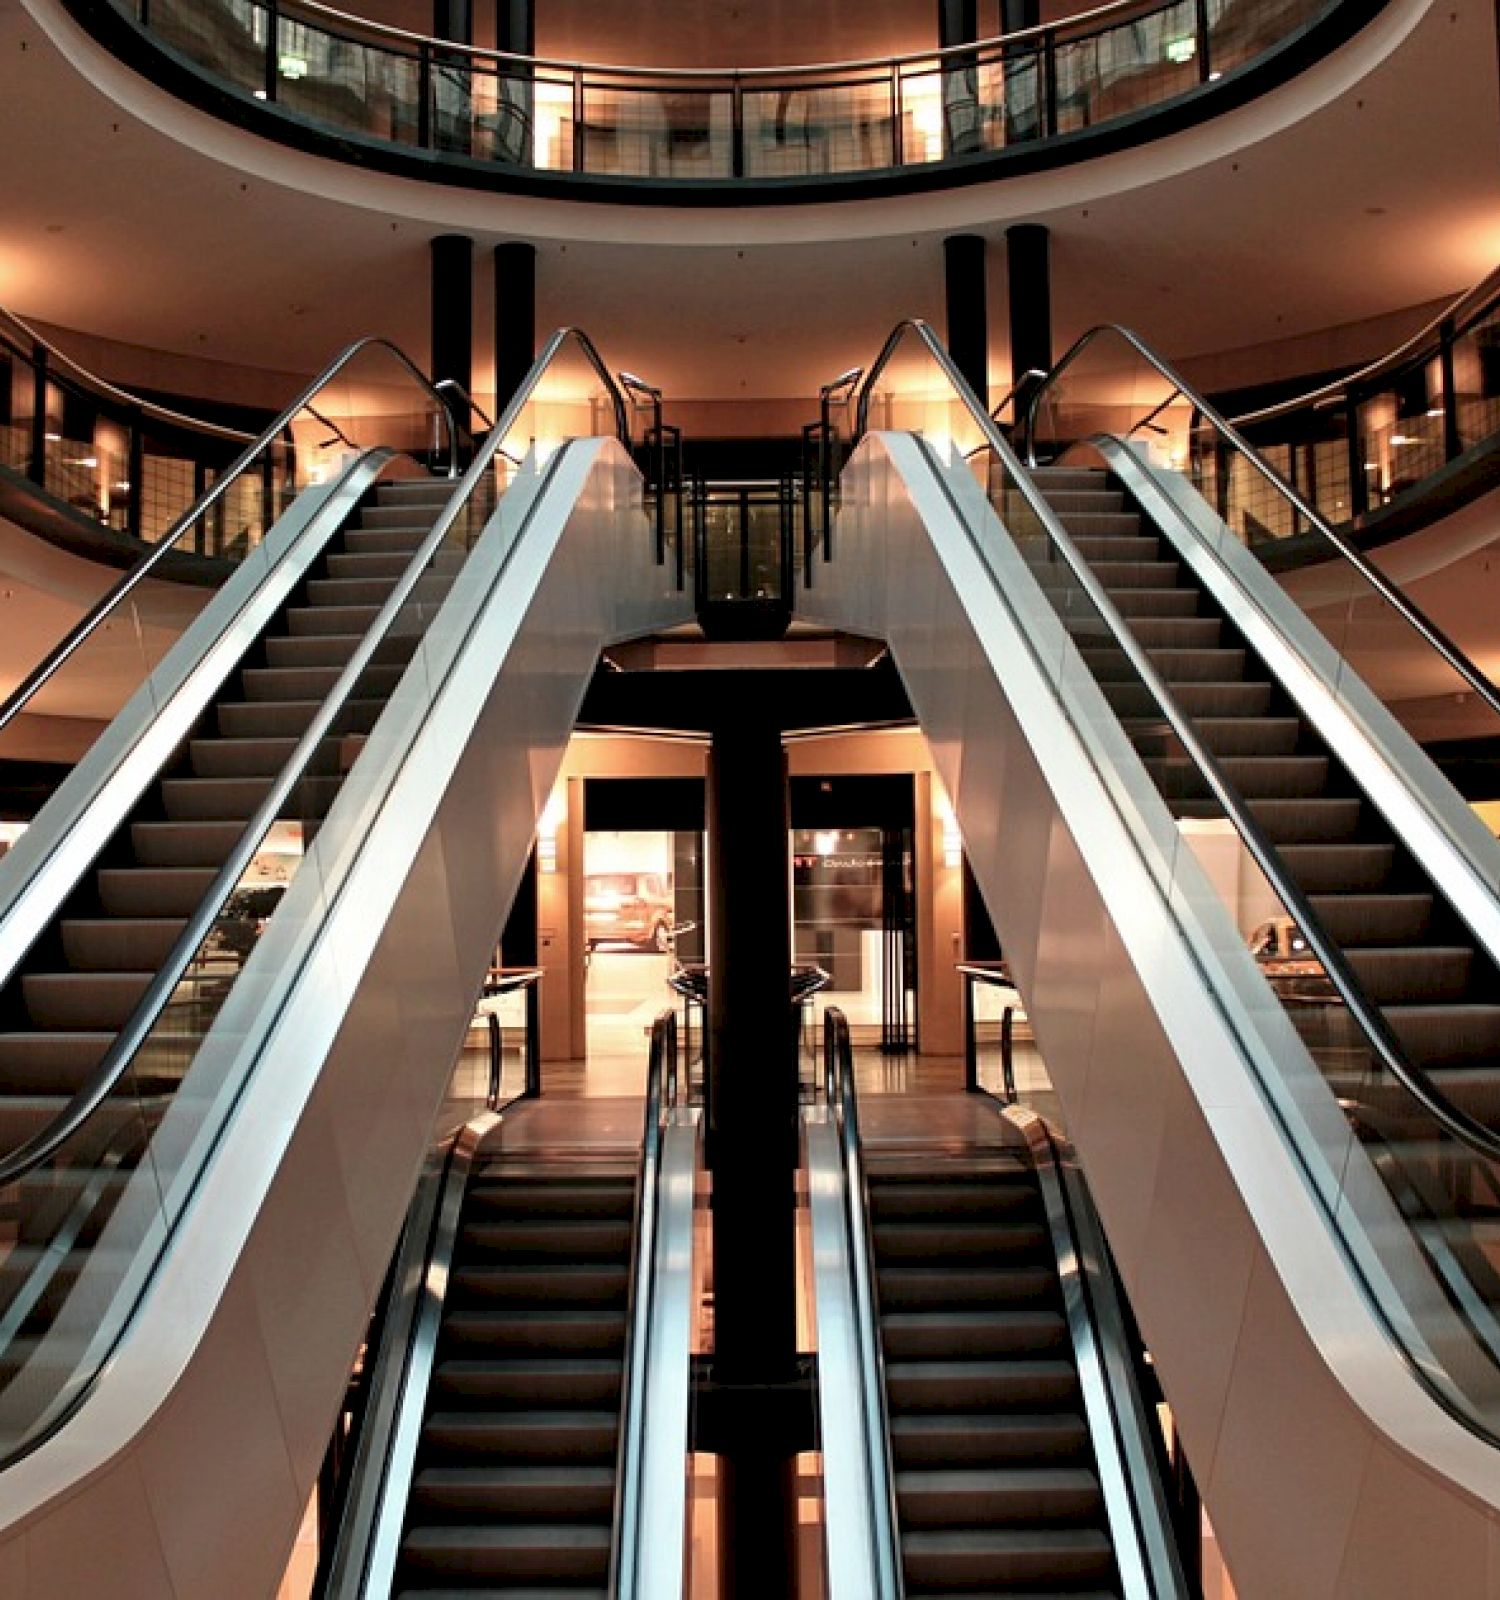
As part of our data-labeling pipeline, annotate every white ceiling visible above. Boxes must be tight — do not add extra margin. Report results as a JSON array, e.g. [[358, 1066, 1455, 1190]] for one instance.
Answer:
[[0, 0, 1495, 407]]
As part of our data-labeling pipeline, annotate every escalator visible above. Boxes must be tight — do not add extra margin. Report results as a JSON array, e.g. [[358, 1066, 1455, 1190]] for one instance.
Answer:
[[800, 320, 1500, 1591], [325, 1013, 697, 1600], [809, 1010, 1183, 1600], [0, 330, 692, 1592]]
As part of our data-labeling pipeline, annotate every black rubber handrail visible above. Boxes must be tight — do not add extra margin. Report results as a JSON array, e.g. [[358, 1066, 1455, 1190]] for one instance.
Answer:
[[0, 326, 647, 1190], [850, 318, 1500, 1171], [1018, 322, 1500, 724], [823, 1006, 904, 1600], [610, 1006, 681, 1597], [0, 335, 465, 743]]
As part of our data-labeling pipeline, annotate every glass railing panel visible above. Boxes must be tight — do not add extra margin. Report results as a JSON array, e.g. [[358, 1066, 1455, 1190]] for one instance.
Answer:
[[1452, 301, 1500, 451], [1053, 0, 1197, 134], [575, 81, 731, 180], [275, 16, 422, 146], [150, 0, 270, 97], [1205, 0, 1325, 76], [1356, 361, 1449, 511]]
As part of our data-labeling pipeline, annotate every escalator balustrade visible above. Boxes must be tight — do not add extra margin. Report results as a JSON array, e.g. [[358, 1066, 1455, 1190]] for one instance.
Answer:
[[0, 474, 461, 1391]]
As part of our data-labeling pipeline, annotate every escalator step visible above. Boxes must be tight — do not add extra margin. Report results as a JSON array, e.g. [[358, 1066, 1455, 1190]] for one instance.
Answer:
[[1386, 1005, 1500, 1065], [60, 918, 186, 970], [1141, 754, 1329, 799], [902, 1527, 1116, 1588], [872, 1221, 1049, 1261], [881, 1309, 1068, 1360], [1306, 893, 1433, 945], [187, 737, 300, 779], [868, 1180, 1038, 1222], [458, 1218, 633, 1260], [21, 971, 153, 1030], [440, 1310, 627, 1356], [1277, 842, 1396, 893], [342, 527, 438, 555], [429, 1358, 623, 1407], [448, 1265, 629, 1306], [263, 633, 362, 669], [97, 867, 218, 916], [129, 821, 245, 868], [157, 776, 274, 822], [896, 1466, 1103, 1528], [890, 1411, 1091, 1466], [239, 663, 406, 701], [358, 504, 443, 532], [0, 1031, 111, 1088], [463, 1181, 637, 1221], [420, 1410, 619, 1465], [217, 697, 378, 738], [1125, 616, 1221, 648], [399, 1523, 611, 1583], [1101, 587, 1200, 619], [1344, 946, 1475, 1005], [887, 1359, 1079, 1411], [409, 1465, 615, 1521], [877, 1265, 1058, 1310]]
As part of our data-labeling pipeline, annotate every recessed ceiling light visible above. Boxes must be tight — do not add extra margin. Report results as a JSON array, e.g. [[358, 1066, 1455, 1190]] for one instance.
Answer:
[[1364, 206, 1387, 216], [43, 223, 64, 234]]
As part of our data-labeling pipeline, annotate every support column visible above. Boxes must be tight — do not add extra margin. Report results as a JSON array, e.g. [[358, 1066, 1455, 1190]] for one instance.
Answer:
[[937, 0, 977, 46], [495, 0, 533, 53], [943, 233, 990, 408], [937, 0, 980, 157], [429, 234, 474, 400], [432, 0, 470, 41], [493, 240, 538, 410], [1006, 222, 1052, 409], [1001, 0, 1039, 30], [706, 714, 801, 1600], [1001, 0, 1042, 142]]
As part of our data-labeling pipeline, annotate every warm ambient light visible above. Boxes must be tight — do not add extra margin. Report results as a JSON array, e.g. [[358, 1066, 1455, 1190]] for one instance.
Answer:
[[1389, 434, 1413, 446], [537, 785, 567, 872], [813, 829, 838, 857]]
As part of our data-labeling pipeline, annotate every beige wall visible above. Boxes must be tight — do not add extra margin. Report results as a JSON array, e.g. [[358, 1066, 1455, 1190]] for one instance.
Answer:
[[532, 723, 966, 1062]]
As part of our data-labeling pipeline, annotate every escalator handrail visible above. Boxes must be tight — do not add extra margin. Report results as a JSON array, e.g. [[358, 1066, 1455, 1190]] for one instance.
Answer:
[[0, 335, 466, 742], [823, 1007, 905, 1599], [0, 327, 651, 1190], [849, 319, 1500, 1170], [1016, 321, 1500, 724], [1229, 264, 1500, 429], [611, 1007, 684, 1600], [989, 1095, 1191, 1599]]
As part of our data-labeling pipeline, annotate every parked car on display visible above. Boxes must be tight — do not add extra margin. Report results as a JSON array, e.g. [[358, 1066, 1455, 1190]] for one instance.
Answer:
[[584, 871, 675, 951]]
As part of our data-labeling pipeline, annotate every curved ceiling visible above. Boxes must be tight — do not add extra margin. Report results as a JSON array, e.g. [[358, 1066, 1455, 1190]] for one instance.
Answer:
[[1, 0, 1495, 407]]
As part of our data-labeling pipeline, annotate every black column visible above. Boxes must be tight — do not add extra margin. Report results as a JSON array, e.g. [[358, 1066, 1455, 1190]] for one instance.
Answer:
[[430, 234, 474, 398], [1006, 222, 1052, 400], [1001, 0, 1039, 29], [937, 0, 977, 45], [432, 0, 470, 41], [706, 714, 801, 1600], [495, 0, 533, 53], [494, 241, 538, 410], [944, 233, 990, 408]]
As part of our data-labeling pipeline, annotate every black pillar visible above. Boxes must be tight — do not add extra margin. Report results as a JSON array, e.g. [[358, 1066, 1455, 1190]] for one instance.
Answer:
[[937, 0, 977, 46], [1006, 222, 1052, 400], [494, 241, 538, 410], [495, 0, 533, 53], [430, 234, 474, 397], [432, 0, 470, 41], [706, 715, 801, 1600], [1001, 0, 1039, 30], [944, 233, 990, 408]]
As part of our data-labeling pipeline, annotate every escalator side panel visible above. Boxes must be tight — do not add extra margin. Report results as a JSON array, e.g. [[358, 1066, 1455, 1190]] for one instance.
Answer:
[[796, 431, 1500, 1599], [0, 439, 692, 1600]]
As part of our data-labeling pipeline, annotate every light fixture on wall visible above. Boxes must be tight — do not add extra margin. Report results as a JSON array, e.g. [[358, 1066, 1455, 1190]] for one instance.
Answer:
[[537, 785, 567, 873], [937, 792, 963, 870]]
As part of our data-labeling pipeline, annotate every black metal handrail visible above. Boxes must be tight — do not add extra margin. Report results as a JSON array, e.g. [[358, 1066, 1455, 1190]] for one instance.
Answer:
[[477, 966, 543, 1106], [0, 305, 254, 444], [849, 318, 1500, 1172], [0, 335, 465, 743], [106, 0, 1340, 186], [1230, 264, 1500, 429], [0, 326, 650, 1190], [822, 1006, 904, 1599], [1018, 322, 1500, 723]]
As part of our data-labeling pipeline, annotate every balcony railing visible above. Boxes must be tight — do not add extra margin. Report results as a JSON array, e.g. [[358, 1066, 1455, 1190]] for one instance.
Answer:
[[106, 0, 1337, 188]]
